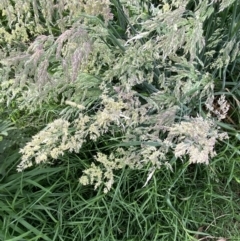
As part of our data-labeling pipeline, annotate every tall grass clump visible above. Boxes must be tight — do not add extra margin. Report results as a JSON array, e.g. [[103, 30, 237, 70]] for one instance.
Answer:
[[0, 0, 240, 240]]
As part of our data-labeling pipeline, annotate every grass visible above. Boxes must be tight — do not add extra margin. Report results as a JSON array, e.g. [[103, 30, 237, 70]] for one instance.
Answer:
[[1, 0, 240, 240], [1, 145, 240, 240]]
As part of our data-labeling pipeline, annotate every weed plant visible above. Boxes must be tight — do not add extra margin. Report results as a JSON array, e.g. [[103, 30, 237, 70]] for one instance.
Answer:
[[0, 0, 240, 240]]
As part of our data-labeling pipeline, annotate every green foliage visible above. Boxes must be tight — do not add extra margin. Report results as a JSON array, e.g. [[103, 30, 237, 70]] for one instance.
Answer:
[[0, 0, 240, 240], [0, 120, 14, 142], [1, 150, 240, 240]]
